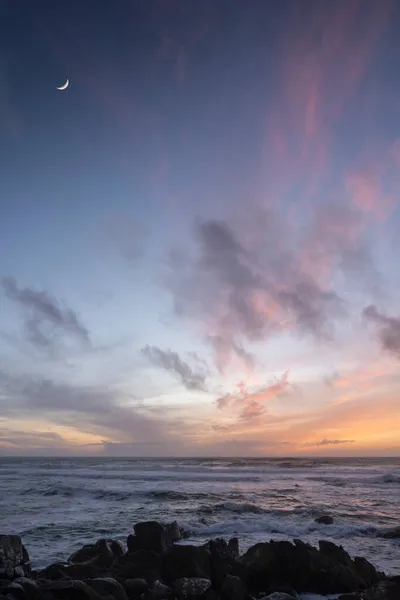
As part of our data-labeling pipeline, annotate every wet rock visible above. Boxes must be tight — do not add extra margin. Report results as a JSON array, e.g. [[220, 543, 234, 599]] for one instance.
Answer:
[[265, 586, 298, 599], [260, 594, 298, 600], [163, 546, 211, 583], [128, 522, 171, 555], [220, 575, 249, 600], [148, 580, 173, 600], [84, 577, 128, 600], [174, 578, 211, 600], [111, 550, 162, 583], [315, 515, 334, 525], [39, 561, 100, 581], [2, 582, 26, 600], [0, 536, 30, 579], [380, 526, 400, 539], [164, 522, 185, 544], [122, 578, 148, 599], [13, 578, 38, 599], [36, 579, 103, 600], [354, 557, 382, 588], [361, 577, 400, 600], [69, 539, 124, 568], [207, 539, 244, 589], [241, 539, 382, 595]]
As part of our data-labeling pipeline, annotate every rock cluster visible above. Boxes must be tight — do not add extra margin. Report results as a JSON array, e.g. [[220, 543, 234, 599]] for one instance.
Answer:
[[0, 522, 397, 600]]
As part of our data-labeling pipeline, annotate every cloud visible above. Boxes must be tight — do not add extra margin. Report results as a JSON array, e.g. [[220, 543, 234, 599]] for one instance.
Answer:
[[0, 371, 184, 447], [2, 277, 90, 353], [307, 438, 355, 446], [216, 371, 291, 422], [363, 305, 400, 359], [168, 215, 347, 372], [141, 345, 208, 391]]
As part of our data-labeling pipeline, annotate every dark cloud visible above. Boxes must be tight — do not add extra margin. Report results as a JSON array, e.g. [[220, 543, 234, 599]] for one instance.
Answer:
[[141, 345, 208, 391], [308, 438, 355, 446], [363, 304, 400, 358], [2, 277, 90, 353], [167, 212, 348, 371]]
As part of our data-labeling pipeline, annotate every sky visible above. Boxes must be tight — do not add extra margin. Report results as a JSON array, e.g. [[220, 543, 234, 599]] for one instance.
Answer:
[[1, 0, 400, 457]]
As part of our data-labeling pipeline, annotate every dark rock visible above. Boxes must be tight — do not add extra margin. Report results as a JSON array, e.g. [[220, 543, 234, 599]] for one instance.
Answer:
[[68, 539, 124, 569], [111, 550, 162, 583], [199, 589, 218, 600], [315, 515, 334, 525], [128, 522, 171, 555], [260, 594, 298, 600], [174, 578, 211, 600], [122, 579, 148, 599], [84, 577, 128, 600], [361, 578, 400, 600], [148, 580, 173, 600], [207, 539, 244, 589], [36, 579, 102, 600], [0, 536, 30, 579], [265, 585, 298, 599], [220, 575, 249, 600], [380, 526, 400, 539], [354, 557, 382, 588], [228, 538, 239, 559], [337, 594, 362, 600], [164, 522, 184, 544], [2, 582, 26, 600], [163, 546, 211, 583], [14, 578, 38, 599], [39, 561, 100, 581], [241, 539, 383, 595]]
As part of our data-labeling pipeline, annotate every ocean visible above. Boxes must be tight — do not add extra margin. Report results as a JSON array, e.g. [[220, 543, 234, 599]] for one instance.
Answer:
[[0, 457, 399, 577]]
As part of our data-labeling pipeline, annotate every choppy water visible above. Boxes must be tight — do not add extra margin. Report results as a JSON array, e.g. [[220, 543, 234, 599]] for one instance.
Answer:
[[0, 457, 399, 576]]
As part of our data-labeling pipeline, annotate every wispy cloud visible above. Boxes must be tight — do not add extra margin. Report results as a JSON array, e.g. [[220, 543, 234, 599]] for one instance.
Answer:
[[216, 371, 291, 424], [306, 438, 355, 446], [0, 370, 185, 447], [2, 277, 90, 353], [141, 345, 208, 391]]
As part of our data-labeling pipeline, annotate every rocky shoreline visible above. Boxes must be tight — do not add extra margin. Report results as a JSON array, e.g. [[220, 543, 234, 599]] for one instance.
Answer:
[[1, 521, 399, 600]]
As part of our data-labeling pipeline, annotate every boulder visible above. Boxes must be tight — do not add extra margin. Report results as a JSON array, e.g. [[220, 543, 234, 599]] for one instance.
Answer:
[[148, 580, 173, 599], [241, 539, 382, 595], [122, 578, 148, 599], [361, 577, 400, 600], [315, 515, 334, 525], [127, 522, 171, 555], [13, 577, 38, 599], [165, 522, 184, 543], [220, 575, 249, 600], [260, 594, 298, 600], [1, 582, 26, 600], [39, 561, 101, 580], [36, 579, 103, 600], [207, 539, 244, 589], [84, 578, 128, 600], [110, 549, 162, 583], [174, 578, 211, 600], [69, 539, 124, 568], [381, 526, 400, 539], [163, 546, 211, 584], [0, 536, 30, 579]]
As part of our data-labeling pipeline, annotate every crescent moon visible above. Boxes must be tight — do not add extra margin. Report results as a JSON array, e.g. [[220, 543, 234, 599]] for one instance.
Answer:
[[56, 79, 69, 91]]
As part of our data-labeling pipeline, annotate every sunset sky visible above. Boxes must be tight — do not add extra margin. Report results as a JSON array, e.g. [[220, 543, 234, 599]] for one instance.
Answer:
[[1, 0, 400, 456]]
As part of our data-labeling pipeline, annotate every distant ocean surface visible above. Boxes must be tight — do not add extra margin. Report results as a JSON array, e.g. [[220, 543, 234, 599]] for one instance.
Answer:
[[0, 457, 399, 576]]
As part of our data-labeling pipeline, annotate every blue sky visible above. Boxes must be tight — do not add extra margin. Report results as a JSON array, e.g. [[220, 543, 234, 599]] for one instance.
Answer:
[[1, 0, 400, 456]]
